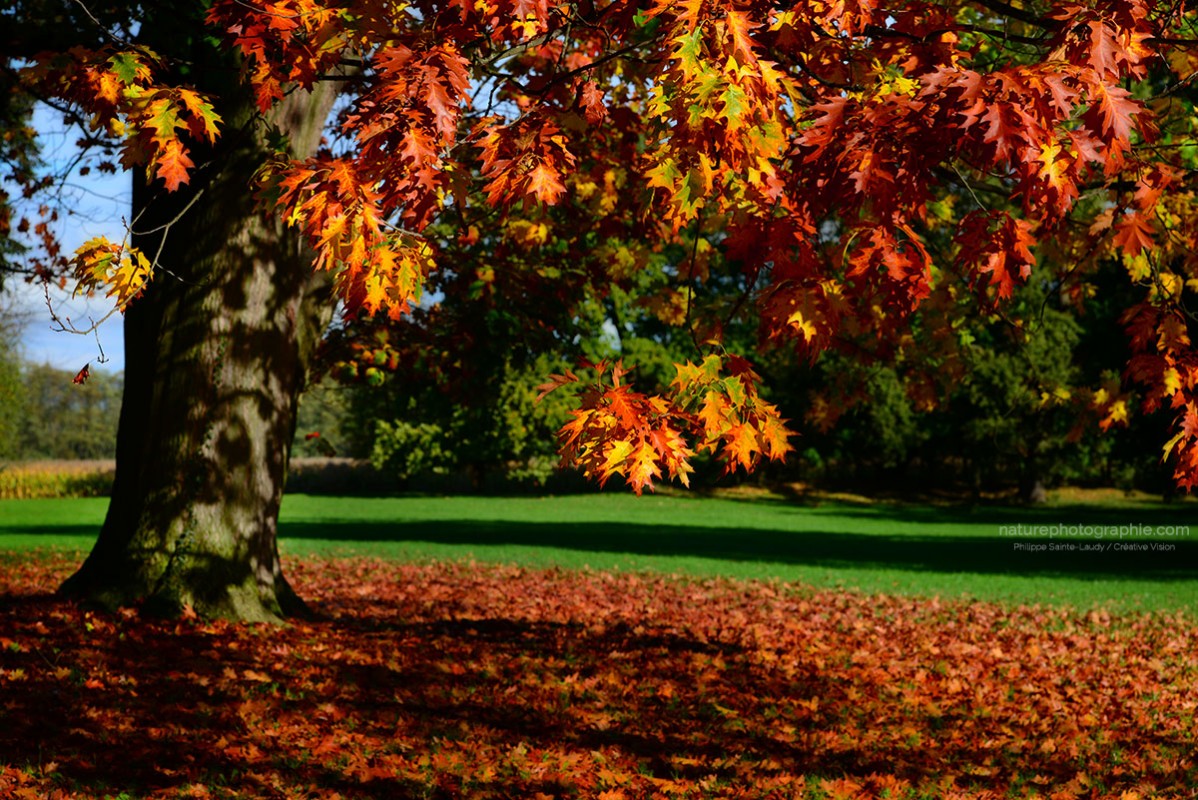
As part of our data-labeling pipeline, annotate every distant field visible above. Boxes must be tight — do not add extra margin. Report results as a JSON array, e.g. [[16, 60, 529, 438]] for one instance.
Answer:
[[1, 492, 1194, 613], [0, 460, 115, 499]]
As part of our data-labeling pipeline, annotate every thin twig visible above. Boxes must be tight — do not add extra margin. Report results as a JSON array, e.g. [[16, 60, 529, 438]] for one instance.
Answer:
[[69, 0, 133, 46], [43, 280, 121, 337], [952, 165, 988, 210], [91, 318, 109, 363]]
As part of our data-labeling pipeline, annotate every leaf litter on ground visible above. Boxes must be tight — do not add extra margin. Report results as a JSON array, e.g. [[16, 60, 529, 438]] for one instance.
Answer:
[[1, 553, 1195, 799]]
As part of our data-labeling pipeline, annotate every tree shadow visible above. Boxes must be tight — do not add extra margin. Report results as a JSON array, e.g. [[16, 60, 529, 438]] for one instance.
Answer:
[[2, 563, 1193, 797], [310, 611, 1178, 794], [276, 518, 1198, 581], [713, 489, 1198, 526]]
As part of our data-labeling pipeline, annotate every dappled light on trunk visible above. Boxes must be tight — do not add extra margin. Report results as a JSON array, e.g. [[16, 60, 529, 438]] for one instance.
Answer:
[[56, 45, 337, 619]]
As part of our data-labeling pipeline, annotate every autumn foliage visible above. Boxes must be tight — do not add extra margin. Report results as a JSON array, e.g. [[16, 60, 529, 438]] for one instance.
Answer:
[[537, 355, 793, 493], [1, 555, 1195, 798], [13, 0, 1198, 490]]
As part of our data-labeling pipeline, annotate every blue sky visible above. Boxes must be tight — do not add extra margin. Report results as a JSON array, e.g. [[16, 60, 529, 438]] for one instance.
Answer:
[[18, 286, 126, 372], [12, 106, 130, 373]]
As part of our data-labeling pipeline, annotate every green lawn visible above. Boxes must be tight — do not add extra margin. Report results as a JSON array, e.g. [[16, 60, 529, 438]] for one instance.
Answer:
[[1, 492, 1194, 613]]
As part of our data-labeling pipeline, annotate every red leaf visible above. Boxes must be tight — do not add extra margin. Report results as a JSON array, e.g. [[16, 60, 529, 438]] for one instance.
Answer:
[[579, 80, 607, 125], [955, 211, 1036, 299], [535, 370, 579, 403], [1085, 83, 1140, 143], [1112, 213, 1155, 256]]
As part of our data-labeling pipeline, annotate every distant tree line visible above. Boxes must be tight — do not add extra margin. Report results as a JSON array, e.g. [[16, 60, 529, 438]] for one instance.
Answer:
[[776, 265, 1181, 499], [1, 262, 1178, 497], [0, 350, 123, 462]]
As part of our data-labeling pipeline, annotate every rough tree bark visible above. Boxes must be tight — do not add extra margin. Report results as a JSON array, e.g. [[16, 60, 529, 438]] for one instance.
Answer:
[[58, 14, 337, 621]]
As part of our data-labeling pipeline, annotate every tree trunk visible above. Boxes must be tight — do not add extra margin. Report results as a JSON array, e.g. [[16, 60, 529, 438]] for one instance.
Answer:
[[59, 22, 337, 621]]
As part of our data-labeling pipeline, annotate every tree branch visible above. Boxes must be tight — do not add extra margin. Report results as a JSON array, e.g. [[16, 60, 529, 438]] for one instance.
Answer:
[[863, 23, 1048, 47], [970, 0, 1058, 30]]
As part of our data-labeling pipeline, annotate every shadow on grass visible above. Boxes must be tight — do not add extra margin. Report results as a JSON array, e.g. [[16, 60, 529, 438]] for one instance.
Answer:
[[4, 503, 1194, 581], [714, 493, 1198, 526], [273, 518, 1197, 581]]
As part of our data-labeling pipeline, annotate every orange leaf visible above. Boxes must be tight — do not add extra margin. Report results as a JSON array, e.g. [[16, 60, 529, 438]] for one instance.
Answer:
[[527, 162, 566, 205], [155, 138, 194, 191], [724, 423, 761, 471], [1112, 213, 1155, 256], [627, 442, 662, 495]]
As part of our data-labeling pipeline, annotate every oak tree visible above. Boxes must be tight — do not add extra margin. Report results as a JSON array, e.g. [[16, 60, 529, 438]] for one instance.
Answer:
[[5, 0, 1197, 619]]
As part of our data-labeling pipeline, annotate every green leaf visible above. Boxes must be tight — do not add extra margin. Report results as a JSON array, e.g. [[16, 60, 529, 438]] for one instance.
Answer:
[[108, 52, 145, 85], [718, 84, 748, 128]]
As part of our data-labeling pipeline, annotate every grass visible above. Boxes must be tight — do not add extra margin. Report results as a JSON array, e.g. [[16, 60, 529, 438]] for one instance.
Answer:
[[1, 491, 1194, 613]]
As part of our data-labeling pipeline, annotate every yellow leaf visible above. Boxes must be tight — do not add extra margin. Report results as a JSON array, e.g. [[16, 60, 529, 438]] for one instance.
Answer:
[[1162, 429, 1186, 460], [757, 410, 794, 459], [1163, 367, 1182, 396], [96, 71, 123, 104], [1152, 271, 1183, 302], [725, 423, 761, 470], [627, 442, 662, 495], [107, 249, 153, 307], [785, 308, 818, 342], [70, 236, 152, 310], [1100, 398, 1129, 430], [1036, 142, 1069, 188], [599, 439, 634, 485], [1121, 252, 1151, 281], [698, 390, 730, 441]]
